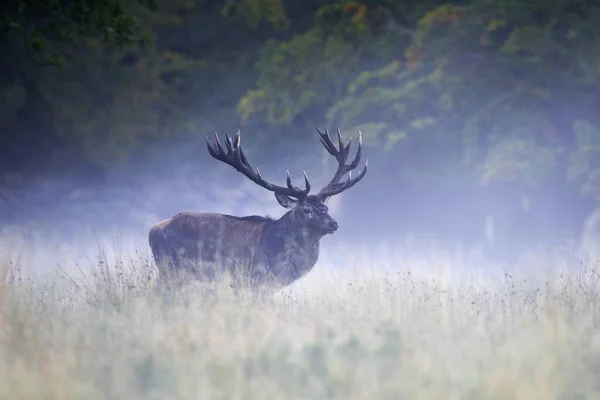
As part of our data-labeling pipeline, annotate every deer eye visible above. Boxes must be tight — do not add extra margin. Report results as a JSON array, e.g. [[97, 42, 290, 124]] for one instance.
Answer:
[[303, 208, 311, 214]]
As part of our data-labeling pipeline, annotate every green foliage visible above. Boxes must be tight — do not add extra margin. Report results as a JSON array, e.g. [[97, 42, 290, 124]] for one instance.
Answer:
[[237, 1, 429, 143], [0, 82, 27, 120], [407, 0, 600, 192], [0, 0, 296, 179], [38, 46, 204, 166], [238, 0, 600, 195], [3, 0, 600, 220], [223, 0, 290, 29], [1, 0, 159, 66], [238, 27, 361, 127]]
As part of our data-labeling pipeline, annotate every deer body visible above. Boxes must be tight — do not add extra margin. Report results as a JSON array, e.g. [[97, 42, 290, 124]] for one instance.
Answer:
[[149, 128, 367, 289], [150, 210, 324, 287]]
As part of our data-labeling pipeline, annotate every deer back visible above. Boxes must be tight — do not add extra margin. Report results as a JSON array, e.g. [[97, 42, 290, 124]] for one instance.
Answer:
[[150, 212, 273, 269]]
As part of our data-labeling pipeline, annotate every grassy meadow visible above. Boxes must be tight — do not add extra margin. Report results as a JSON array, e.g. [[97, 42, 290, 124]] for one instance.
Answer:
[[1, 233, 600, 400]]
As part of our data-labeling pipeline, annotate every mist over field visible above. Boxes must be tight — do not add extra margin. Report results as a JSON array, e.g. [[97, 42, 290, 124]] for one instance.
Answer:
[[3, 0, 600, 398], [2, 130, 596, 272]]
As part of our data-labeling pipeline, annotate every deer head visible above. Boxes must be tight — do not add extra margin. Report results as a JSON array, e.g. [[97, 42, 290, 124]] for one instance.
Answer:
[[205, 128, 367, 235]]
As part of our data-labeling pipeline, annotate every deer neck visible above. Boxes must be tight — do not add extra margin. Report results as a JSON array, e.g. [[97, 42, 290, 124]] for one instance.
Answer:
[[274, 212, 325, 247]]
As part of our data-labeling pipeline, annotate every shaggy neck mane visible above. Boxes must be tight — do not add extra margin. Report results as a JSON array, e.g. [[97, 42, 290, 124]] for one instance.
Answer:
[[269, 210, 325, 246]]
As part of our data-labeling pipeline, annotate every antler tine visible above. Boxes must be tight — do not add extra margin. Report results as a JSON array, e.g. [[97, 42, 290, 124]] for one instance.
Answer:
[[316, 127, 367, 200], [232, 130, 253, 167], [206, 130, 311, 200], [317, 128, 337, 156], [225, 134, 234, 153], [206, 132, 222, 158], [300, 170, 311, 193], [336, 128, 356, 163], [336, 128, 345, 161], [319, 159, 368, 198], [303, 170, 311, 192], [286, 170, 311, 194], [232, 129, 241, 149], [346, 131, 362, 170]]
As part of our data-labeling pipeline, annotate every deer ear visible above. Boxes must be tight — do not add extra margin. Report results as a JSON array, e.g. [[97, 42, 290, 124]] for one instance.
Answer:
[[275, 193, 298, 208]]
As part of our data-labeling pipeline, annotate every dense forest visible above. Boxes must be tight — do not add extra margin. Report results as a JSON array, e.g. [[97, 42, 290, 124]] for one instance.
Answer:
[[2, 0, 600, 260]]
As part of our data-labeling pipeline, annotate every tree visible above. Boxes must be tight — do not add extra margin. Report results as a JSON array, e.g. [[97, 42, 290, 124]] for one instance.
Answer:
[[1, 0, 158, 66], [240, 0, 600, 198], [0, 0, 311, 229]]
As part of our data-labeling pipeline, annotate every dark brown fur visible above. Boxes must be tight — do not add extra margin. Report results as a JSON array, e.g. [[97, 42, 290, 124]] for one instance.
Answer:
[[149, 198, 328, 288]]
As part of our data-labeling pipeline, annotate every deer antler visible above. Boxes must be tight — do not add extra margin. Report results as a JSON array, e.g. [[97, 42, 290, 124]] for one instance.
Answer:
[[206, 130, 311, 200], [316, 128, 368, 200]]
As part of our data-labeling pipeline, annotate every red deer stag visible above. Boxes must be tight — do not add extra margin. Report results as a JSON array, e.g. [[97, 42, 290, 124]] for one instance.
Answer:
[[149, 128, 367, 289]]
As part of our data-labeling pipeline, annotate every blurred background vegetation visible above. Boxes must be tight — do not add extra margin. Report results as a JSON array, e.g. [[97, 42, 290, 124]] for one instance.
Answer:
[[1, 0, 600, 260]]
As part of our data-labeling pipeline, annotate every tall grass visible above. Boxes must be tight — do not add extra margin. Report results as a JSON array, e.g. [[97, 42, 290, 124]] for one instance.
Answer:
[[1, 236, 600, 400]]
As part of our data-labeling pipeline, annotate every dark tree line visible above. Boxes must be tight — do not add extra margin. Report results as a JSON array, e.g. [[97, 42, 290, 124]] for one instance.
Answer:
[[2, 0, 600, 259]]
